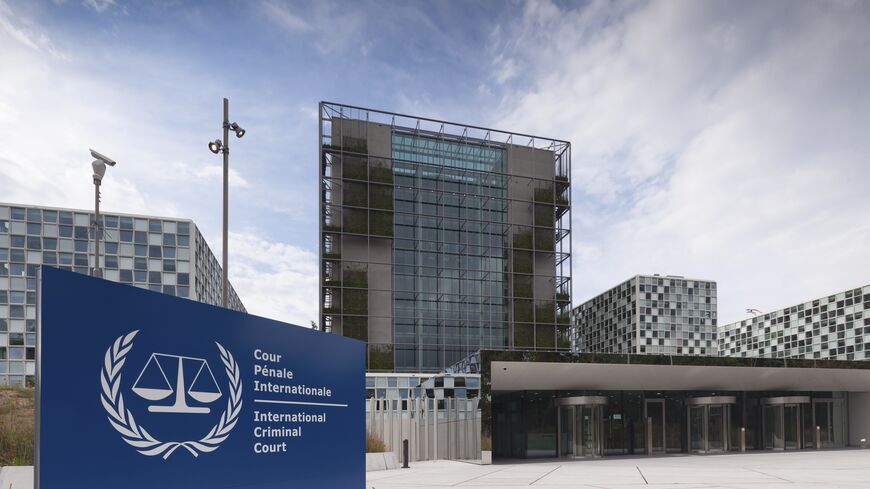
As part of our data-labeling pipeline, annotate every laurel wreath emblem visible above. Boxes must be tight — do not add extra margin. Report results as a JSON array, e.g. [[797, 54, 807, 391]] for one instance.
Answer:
[[99, 330, 243, 459]]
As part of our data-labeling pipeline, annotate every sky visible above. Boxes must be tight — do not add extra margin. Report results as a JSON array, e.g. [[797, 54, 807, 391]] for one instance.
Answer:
[[1, 0, 868, 327]]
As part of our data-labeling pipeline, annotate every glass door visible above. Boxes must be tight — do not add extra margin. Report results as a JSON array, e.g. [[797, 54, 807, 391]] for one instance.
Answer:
[[575, 406, 600, 457], [762, 398, 810, 451], [707, 406, 723, 451], [764, 405, 784, 450], [556, 397, 606, 458], [689, 406, 705, 452], [784, 405, 801, 449], [813, 400, 845, 448], [644, 399, 665, 453], [559, 406, 574, 457]]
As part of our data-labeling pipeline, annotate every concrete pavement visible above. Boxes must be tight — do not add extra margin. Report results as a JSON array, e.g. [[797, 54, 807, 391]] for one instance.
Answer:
[[367, 449, 870, 488]]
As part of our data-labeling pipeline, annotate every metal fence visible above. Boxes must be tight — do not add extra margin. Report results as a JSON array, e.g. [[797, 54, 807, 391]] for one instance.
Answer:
[[367, 397, 481, 461]]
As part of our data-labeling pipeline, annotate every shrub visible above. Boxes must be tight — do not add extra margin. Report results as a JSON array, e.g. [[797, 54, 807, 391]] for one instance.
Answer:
[[366, 431, 387, 453], [0, 387, 34, 466]]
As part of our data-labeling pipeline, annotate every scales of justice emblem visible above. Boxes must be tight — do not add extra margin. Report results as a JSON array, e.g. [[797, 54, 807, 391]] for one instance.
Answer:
[[100, 331, 243, 459], [132, 353, 223, 414]]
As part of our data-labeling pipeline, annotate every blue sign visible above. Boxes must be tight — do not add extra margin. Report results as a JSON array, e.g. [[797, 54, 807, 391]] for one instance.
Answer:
[[36, 267, 365, 488]]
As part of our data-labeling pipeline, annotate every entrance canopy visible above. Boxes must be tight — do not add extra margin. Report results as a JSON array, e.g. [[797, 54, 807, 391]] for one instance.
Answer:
[[491, 360, 870, 393]]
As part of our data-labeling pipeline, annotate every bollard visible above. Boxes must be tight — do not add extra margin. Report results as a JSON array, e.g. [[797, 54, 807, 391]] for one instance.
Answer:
[[740, 427, 746, 453], [816, 426, 821, 450], [402, 439, 409, 468], [646, 417, 653, 455]]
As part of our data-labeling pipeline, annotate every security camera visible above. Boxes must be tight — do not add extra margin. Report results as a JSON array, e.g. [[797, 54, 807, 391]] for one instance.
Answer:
[[90, 149, 116, 167]]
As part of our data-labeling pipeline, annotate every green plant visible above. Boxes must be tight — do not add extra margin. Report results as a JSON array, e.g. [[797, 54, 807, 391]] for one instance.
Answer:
[[368, 344, 394, 370], [555, 175, 568, 183], [343, 181, 368, 206], [366, 431, 387, 453], [343, 289, 368, 315], [342, 156, 368, 180], [534, 186, 554, 203], [513, 275, 533, 298], [370, 211, 393, 237], [369, 184, 393, 210], [343, 268, 368, 288], [0, 387, 34, 466], [514, 299, 533, 323], [534, 204, 554, 227], [534, 230, 554, 251], [557, 313, 571, 324], [343, 316, 368, 341], [513, 231, 533, 250], [536, 324, 555, 348], [343, 209, 368, 234], [555, 194, 569, 207], [535, 304, 555, 324], [370, 162, 393, 183], [513, 250, 533, 273], [514, 324, 534, 348], [556, 292, 570, 302]]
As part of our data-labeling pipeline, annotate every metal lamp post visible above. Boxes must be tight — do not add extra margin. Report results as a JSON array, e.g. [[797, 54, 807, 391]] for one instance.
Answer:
[[208, 98, 245, 308], [89, 149, 116, 278]]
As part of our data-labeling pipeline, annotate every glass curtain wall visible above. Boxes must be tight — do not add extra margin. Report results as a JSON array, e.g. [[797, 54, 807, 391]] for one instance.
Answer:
[[392, 133, 507, 371]]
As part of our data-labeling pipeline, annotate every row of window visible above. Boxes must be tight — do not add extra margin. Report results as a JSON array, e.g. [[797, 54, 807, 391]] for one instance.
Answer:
[[0, 206, 190, 234]]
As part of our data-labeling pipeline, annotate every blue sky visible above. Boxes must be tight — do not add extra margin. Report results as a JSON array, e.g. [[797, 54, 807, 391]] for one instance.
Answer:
[[1, 0, 869, 327]]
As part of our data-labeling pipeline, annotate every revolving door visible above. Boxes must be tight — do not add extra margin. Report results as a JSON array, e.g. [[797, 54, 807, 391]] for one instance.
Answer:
[[556, 396, 607, 458], [762, 396, 810, 450], [687, 396, 735, 453]]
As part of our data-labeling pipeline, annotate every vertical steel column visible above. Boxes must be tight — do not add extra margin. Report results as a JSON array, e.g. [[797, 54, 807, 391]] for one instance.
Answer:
[[93, 182, 101, 278], [221, 97, 229, 308]]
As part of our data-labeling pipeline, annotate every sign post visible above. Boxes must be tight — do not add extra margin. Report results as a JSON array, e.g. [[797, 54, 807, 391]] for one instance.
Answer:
[[36, 267, 365, 488]]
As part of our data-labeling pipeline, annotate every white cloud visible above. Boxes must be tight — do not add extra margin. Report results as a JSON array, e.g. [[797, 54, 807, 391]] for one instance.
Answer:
[[260, 0, 311, 32], [82, 0, 115, 13], [225, 230, 318, 327], [490, 0, 870, 323]]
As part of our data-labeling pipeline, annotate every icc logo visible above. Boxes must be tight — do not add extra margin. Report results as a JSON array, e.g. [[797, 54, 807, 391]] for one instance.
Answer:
[[99, 331, 243, 459], [133, 354, 222, 414]]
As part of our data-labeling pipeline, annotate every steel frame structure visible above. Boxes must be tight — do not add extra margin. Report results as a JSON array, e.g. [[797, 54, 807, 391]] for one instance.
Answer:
[[319, 102, 572, 372]]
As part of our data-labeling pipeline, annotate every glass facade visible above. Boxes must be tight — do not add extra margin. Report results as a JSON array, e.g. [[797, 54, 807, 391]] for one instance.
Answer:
[[492, 390, 848, 459], [392, 132, 508, 370], [573, 275, 718, 356], [0, 203, 245, 387], [719, 285, 870, 360], [320, 103, 572, 373]]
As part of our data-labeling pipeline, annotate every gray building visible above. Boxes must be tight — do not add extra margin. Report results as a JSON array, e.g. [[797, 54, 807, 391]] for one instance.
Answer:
[[572, 274, 718, 356], [319, 102, 572, 372], [719, 284, 870, 361], [0, 202, 245, 387]]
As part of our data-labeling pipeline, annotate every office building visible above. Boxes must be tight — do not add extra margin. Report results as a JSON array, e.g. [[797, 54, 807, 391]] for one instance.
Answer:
[[572, 274, 718, 356], [719, 284, 870, 360], [319, 102, 572, 372], [0, 202, 245, 387]]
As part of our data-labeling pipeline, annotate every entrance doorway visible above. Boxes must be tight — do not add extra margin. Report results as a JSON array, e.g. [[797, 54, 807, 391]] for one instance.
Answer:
[[644, 399, 666, 454], [762, 396, 810, 450], [806, 399, 846, 449], [556, 396, 606, 458], [687, 396, 735, 453]]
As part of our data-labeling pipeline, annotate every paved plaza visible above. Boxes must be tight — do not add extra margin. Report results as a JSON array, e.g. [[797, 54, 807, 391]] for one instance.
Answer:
[[367, 450, 870, 488]]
